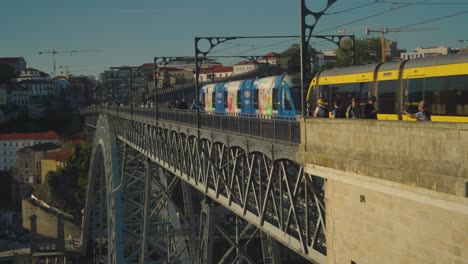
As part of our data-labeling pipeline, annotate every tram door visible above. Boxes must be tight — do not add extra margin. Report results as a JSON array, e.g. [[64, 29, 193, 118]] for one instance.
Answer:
[[241, 80, 254, 115], [404, 77, 424, 114]]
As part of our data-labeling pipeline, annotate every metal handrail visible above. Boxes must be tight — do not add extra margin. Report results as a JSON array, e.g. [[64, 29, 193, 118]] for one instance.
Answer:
[[82, 105, 300, 145]]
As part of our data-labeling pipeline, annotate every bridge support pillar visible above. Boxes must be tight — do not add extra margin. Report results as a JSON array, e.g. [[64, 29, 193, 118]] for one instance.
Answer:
[[197, 198, 216, 264], [140, 158, 153, 263], [260, 231, 281, 264], [182, 181, 198, 261], [159, 167, 191, 264], [56, 214, 65, 252]]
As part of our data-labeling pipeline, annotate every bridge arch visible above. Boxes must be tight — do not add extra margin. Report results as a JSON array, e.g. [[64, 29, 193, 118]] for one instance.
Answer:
[[81, 115, 124, 263]]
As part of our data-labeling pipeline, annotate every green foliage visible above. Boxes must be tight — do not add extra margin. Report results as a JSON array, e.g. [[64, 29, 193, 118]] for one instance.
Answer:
[[335, 37, 382, 67], [34, 143, 92, 220], [281, 44, 316, 73], [70, 143, 92, 204]]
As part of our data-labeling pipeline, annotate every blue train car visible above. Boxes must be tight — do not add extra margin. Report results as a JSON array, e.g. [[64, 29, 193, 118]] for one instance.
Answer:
[[200, 74, 300, 119]]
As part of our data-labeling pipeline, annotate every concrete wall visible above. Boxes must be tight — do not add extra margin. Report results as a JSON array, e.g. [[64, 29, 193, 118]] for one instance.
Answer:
[[22, 200, 81, 240], [297, 119, 468, 263], [297, 118, 468, 197], [321, 170, 468, 264]]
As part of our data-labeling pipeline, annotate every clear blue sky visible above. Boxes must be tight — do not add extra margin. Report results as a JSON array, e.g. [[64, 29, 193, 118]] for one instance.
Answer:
[[1, 0, 467, 77]]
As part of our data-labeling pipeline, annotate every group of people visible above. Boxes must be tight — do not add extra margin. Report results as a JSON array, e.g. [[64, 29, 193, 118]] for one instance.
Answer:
[[163, 99, 202, 111], [306, 97, 431, 121]]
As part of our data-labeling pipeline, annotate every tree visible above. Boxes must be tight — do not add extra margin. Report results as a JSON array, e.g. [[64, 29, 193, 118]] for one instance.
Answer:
[[335, 37, 382, 67], [0, 64, 15, 84], [34, 143, 92, 220], [281, 44, 316, 73], [68, 143, 92, 206]]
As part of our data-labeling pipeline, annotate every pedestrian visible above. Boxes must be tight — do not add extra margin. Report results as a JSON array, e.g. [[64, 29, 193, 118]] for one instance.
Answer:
[[180, 99, 189, 109], [346, 98, 363, 119], [190, 99, 197, 110], [364, 95, 378, 119], [332, 100, 346, 118], [404, 101, 431, 121], [314, 99, 329, 118], [306, 101, 313, 117]]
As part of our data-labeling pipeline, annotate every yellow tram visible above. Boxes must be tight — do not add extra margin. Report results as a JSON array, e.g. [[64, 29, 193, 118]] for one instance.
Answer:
[[307, 52, 468, 122]]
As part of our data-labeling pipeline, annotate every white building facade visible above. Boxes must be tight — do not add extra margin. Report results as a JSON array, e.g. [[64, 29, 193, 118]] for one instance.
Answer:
[[16, 68, 50, 82], [233, 61, 261, 75], [0, 131, 60, 171]]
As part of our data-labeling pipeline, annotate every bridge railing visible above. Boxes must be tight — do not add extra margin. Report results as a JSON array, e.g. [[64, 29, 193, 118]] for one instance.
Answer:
[[82, 105, 301, 145]]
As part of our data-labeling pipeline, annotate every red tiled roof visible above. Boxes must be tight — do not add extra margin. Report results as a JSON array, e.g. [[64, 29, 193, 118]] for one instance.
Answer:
[[139, 63, 155, 68], [235, 61, 258, 66], [45, 149, 73, 162], [263, 52, 280, 57], [199, 66, 233, 74], [0, 131, 60, 141]]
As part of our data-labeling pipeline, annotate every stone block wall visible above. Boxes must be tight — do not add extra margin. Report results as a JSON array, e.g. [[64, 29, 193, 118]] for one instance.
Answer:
[[297, 118, 468, 197], [321, 171, 468, 264], [22, 199, 81, 240]]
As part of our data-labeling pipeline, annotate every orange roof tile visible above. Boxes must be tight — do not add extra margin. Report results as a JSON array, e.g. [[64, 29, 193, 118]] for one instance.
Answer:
[[0, 131, 60, 141]]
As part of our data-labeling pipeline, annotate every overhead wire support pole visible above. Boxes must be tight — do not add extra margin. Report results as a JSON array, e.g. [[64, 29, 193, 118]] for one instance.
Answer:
[[300, 0, 338, 115]]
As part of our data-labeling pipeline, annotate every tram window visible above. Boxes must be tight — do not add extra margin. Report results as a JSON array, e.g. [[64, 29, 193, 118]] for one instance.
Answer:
[[253, 89, 259, 109], [377, 80, 397, 114], [405, 78, 424, 113], [272, 88, 278, 110], [291, 86, 301, 111], [237, 90, 242, 109], [224, 91, 228, 108], [425, 75, 468, 116], [319, 85, 331, 106], [327, 82, 370, 108]]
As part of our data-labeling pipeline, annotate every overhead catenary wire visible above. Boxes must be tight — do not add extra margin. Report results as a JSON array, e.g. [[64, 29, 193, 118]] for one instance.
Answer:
[[315, 0, 429, 34], [324, 0, 381, 15], [393, 10, 468, 30], [210, 38, 299, 56], [381, 0, 468, 5]]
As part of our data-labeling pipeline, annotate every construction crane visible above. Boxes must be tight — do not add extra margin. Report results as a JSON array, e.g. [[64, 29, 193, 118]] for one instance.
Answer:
[[365, 27, 437, 62], [58, 65, 93, 77], [336, 24, 378, 35], [38, 49, 98, 77]]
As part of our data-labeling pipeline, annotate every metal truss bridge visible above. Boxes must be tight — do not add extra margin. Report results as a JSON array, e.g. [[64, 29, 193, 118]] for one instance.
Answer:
[[81, 106, 326, 263]]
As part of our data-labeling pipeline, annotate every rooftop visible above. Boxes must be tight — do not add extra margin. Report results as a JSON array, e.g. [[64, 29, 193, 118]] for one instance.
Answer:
[[0, 131, 60, 141], [17, 142, 61, 153]]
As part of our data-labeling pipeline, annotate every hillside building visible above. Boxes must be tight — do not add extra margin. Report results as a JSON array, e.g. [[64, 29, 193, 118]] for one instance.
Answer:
[[0, 131, 61, 171]]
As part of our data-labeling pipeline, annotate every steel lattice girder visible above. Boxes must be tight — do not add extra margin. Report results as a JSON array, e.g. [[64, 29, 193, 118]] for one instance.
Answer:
[[90, 114, 328, 263], [82, 116, 195, 264]]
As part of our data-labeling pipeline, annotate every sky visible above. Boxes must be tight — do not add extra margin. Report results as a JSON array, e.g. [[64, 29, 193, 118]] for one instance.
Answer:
[[0, 0, 467, 78]]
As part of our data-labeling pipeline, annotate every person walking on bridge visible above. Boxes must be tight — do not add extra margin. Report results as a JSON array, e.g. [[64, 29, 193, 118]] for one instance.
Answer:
[[404, 101, 431, 121], [347, 98, 363, 119], [313, 99, 329, 118]]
